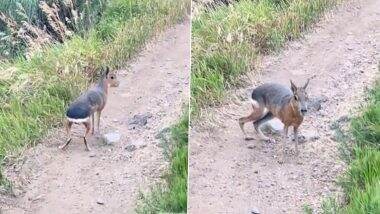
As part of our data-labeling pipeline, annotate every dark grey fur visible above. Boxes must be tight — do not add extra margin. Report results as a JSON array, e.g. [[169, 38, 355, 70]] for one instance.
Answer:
[[251, 83, 293, 108], [66, 77, 107, 120]]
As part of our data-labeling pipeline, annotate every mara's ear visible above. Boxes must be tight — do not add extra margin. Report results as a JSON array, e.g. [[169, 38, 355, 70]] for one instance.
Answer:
[[290, 80, 297, 93], [303, 78, 310, 89], [105, 66, 110, 76]]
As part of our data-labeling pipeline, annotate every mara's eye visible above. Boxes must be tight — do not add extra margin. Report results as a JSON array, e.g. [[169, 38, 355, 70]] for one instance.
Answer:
[[110, 76, 114, 79], [294, 95, 298, 101]]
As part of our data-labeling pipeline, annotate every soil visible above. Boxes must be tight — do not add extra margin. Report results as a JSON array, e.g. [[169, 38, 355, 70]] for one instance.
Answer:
[[188, 0, 380, 213], [0, 19, 190, 214]]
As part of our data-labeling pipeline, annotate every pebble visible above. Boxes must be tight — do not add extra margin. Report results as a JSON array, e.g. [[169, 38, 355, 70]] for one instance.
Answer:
[[102, 132, 121, 145], [125, 145, 137, 152], [96, 199, 104, 205]]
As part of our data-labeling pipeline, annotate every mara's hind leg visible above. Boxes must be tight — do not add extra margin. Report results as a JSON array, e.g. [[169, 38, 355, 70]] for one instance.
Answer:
[[238, 107, 265, 140], [253, 112, 274, 142], [60, 120, 73, 150], [96, 111, 101, 134], [83, 122, 91, 151]]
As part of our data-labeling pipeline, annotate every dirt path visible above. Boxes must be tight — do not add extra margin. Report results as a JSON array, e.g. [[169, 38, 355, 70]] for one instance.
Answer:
[[189, 1, 379, 213], [1, 20, 190, 214]]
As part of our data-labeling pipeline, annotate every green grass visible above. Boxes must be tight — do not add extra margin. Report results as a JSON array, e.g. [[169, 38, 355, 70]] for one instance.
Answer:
[[136, 111, 188, 213], [191, 0, 338, 113], [0, 0, 188, 183], [322, 80, 380, 213], [339, 81, 380, 213]]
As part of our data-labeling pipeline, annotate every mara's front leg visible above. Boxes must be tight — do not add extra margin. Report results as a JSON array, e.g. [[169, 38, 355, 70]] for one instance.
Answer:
[[294, 126, 299, 155], [279, 125, 289, 164], [91, 114, 95, 134]]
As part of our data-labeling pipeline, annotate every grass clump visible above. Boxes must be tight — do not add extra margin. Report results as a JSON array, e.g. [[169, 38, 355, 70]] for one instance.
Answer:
[[338, 81, 380, 213], [0, 0, 188, 183], [0, 0, 108, 58], [191, 0, 338, 113], [322, 80, 380, 213], [136, 112, 188, 213]]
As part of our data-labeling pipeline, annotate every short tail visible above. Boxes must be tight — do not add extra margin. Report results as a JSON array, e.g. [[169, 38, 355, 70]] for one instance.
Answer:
[[249, 98, 260, 109]]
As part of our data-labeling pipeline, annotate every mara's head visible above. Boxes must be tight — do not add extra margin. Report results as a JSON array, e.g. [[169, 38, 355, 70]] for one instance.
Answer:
[[103, 66, 119, 87], [290, 79, 310, 116]]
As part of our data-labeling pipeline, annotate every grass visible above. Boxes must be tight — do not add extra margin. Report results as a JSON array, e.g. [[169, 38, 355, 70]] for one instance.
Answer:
[[0, 0, 108, 58], [322, 79, 380, 213], [0, 0, 188, 184], [191, 0, 338, 113], [136, 111, 188, 213]]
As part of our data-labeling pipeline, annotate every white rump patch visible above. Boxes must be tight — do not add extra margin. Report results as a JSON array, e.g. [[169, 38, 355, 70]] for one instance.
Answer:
[[262, 107, 269, 115], [67, 117, 89, 123]]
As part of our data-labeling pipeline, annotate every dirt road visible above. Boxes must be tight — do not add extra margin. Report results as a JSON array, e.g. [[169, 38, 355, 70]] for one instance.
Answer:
[[189, 0, 379, 213], [1, 20, 190, 214]]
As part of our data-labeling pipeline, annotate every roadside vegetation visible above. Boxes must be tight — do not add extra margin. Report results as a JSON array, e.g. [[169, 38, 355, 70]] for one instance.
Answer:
[[0, 0, 188, 188], [191, 0, 338, 113], [322, 77, 380, 213], [136, 111, 188, 213]]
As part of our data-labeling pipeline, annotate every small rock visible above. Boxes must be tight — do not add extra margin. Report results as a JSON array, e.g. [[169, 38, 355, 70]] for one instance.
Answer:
[[133, 139, 148, 149], [309, 95, 328, 112], [96, 199, 104, 205], [102, 132, 121, 145], [251, 207, 260, 214], [125, 145, 137, 152], [337, 115, 349, 123], [128, 113, 152, 128], [254, 170, 258, 174], [89, 154, 96, 158], [247, 145, 255, 149], [263, 119, 284, 133]]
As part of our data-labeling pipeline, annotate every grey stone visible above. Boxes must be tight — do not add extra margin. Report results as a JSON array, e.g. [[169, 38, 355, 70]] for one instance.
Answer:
[[102, 132, 121, 145], [125, 145, 137, 152], [128, 113, 152, 127], [96, 199, 104, 205], [309, 95, 328, 112], [263, 119, 284, 133], [301, 129, 320, 142], [133, 139, 148, 149]]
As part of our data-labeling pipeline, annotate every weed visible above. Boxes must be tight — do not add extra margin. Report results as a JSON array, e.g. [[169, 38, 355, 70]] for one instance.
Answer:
[[136, 111, 189, 213], [323, 80, 380, 213], [303, 204, 313, 214], [321, 196, 340, 214]]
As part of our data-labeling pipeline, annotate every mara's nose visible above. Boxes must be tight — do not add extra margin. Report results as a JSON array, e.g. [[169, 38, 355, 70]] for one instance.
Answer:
[[301, 109, 307, 113]]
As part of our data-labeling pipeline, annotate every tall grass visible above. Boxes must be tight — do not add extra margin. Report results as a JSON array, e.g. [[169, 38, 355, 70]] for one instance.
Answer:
[[0, 0, 188, 183], [191, 0, 338, 113], [0, 0, 107, 58], [136, 111, 188, 213], [322, 80, 380, 213]]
